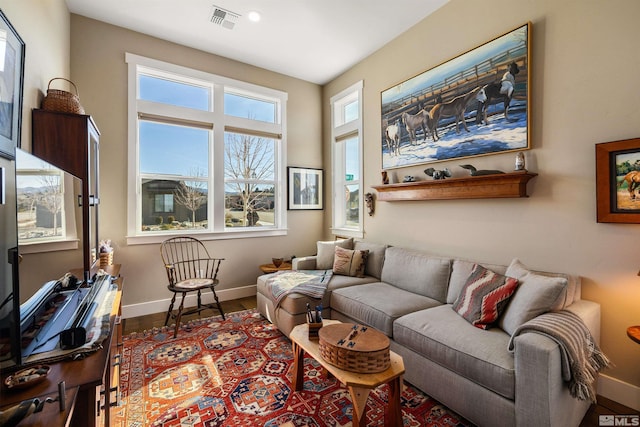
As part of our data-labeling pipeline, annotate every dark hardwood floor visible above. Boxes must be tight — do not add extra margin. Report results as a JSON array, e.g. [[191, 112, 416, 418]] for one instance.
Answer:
[[122, 296, 638, 426], [580, 395, 639, 427], [122, 295, 257, 334]]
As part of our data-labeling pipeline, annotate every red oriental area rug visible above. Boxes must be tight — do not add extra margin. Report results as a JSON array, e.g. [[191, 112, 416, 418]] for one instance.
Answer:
[[112, 309, 472, 426]]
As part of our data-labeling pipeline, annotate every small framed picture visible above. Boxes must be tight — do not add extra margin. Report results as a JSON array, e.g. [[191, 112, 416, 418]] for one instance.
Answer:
[[596, 138, 640, 223], [287, 167, 323, 210]]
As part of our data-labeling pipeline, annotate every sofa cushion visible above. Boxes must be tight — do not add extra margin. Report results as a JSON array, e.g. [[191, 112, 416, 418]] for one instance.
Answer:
[[447, 259, 507, 304], [316, 238, 354, 269], [331, 282, 442, 336], [380, 247, 451, 303], [452, 264, 519, 329], [394, 305, 515, 399], [332, 246, 368, 277], [257, 272, 376, 315], [354, 241, 387, 279], [499, 259, 568, 335]]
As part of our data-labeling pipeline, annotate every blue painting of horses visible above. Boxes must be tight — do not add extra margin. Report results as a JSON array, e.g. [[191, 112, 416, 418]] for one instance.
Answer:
[[381, 23, 530, 170]]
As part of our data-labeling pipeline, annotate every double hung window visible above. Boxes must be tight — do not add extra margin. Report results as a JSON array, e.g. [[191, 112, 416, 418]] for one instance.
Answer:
[[330, 81, 364, 238], [126, 54, 287, 242]]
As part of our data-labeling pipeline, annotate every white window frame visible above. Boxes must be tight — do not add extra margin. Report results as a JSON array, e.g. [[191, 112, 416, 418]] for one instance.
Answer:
[[330, 81, 364, 239], [16, 156, 79, 254], [125, 53, 288, 245]]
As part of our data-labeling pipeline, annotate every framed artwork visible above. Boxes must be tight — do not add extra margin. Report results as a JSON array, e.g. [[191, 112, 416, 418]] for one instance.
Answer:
[[596, 138, 640, 223], [381, 22, 531, 170], [0, 10, 25, 159], [287, 167, 323, 210]]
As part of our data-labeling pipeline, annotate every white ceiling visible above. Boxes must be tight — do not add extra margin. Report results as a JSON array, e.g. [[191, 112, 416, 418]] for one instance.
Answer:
[[65, 0, 448, 85]]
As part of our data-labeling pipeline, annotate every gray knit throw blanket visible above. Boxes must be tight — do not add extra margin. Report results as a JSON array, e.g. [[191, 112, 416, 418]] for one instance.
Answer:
[[508, 310, 610, 403]]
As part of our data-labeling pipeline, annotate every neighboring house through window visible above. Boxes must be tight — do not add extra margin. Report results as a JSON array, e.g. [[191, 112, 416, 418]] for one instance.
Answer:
[[126, 53, 288, 243], [330, 81, 363, 238]]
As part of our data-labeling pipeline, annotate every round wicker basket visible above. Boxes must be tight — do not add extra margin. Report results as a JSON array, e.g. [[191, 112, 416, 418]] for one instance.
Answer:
[[41, 78, 85, 114], [318, 323, 390, 373]]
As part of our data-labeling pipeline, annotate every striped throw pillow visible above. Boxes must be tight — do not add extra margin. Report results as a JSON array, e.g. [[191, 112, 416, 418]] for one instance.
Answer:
[[452, 264, 519, 330], [332, 246, 369, 278]]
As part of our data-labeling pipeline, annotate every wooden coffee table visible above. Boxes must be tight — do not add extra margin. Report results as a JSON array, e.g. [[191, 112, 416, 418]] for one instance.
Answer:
[[290, 320, 405, 427]]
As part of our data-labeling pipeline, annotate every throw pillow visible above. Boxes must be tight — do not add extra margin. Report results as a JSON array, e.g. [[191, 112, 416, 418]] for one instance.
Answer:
[[332, 246, 369, 278], [452, 264, 519, 330], [316, 238, 354, 269], [498, 258, 568, 335]]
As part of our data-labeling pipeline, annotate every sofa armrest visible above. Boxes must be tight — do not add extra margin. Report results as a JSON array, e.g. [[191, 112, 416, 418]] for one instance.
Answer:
[[513, 299, 600, 427], [565, 299, 601, 346], [292, 256, 317, 270]]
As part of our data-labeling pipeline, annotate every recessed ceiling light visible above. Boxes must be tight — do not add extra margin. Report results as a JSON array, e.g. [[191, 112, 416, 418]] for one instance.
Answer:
[[248, 11, 261, 22]]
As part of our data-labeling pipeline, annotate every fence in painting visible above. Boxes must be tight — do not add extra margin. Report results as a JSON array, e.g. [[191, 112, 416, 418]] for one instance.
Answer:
[[382, 42, 528, 128]]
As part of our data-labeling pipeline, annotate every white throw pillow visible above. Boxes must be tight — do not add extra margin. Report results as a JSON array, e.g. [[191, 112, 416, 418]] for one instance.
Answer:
[[316, 238, 354, 269]]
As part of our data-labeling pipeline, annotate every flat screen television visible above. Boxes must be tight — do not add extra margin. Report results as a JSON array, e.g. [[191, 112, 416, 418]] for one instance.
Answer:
[[0, 148, 84, 370]]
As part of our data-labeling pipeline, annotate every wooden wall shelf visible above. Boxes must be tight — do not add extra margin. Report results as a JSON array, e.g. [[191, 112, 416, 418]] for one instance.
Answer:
[[372, 171, 538, 201]]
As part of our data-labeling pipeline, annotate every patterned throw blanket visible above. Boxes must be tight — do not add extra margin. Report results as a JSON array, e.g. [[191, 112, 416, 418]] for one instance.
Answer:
[[508, 310, 610, 403], [265, 270, 333, 307]]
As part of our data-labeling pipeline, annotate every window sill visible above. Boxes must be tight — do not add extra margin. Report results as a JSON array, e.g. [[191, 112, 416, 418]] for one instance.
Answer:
[[126, 228, 288, 245], [19, 239, 80, 254], [331, 228, 364, 239]]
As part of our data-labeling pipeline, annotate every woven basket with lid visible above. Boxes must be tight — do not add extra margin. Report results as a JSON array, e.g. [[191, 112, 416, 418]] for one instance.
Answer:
[[41, 78, 85, 114], [318, 323, 390, 373]]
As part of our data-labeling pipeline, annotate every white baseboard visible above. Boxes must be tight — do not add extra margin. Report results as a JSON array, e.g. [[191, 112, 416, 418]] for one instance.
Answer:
[[598, 373, 640, 411], [121, 285, 257, 319]]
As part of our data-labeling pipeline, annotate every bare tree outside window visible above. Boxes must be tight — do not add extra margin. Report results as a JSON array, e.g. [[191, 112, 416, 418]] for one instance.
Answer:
[[38, 173, 63, 236], [225, 132, 275, 227], [174, 168, 207, 228]]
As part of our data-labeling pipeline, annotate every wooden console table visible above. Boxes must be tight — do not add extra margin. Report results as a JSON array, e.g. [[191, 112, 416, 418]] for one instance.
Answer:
[[0, 265, 123, 427], [372, 170, 537, 201]]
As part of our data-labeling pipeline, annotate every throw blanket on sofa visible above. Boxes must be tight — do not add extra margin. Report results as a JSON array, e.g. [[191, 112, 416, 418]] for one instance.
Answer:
[[508, 310, 610, 403], [266, 270, 333, 307]]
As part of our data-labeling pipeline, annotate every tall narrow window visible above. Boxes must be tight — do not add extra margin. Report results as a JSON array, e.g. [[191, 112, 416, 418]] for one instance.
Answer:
[[126, 54, 287, 242], [331, 81, 363, 238]]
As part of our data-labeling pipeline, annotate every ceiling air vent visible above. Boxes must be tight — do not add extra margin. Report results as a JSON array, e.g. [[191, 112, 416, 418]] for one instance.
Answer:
[[210, 5, 240, 30]]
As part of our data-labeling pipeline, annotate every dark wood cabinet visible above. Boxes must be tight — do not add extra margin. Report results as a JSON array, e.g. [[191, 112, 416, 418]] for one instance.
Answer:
[[32, 109, 100, 281]]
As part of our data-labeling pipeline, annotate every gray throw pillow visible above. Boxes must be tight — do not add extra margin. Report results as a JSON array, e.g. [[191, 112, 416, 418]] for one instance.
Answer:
[[499, 258, 567, 335], [316, 238, 354, 269]]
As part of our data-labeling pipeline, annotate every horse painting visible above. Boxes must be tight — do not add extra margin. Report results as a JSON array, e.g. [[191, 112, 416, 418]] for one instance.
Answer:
[[428, 86, 486, 140], [385, 120, 401, 156], [618, 171, 640, 199], [476, 62, 520, 124], [401, 110, 432, 145]]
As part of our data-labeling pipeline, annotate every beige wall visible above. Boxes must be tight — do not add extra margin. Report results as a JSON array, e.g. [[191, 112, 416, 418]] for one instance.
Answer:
[[0, 0, 75, 296], [69, 16, 324, 308], [323, 0, 640, 404], [5, 0, 639, 408], [0, 0, 69, 149]]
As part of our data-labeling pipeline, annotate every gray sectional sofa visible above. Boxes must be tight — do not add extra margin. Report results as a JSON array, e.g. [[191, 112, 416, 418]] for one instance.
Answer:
[[256, 239, 601, 427]]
